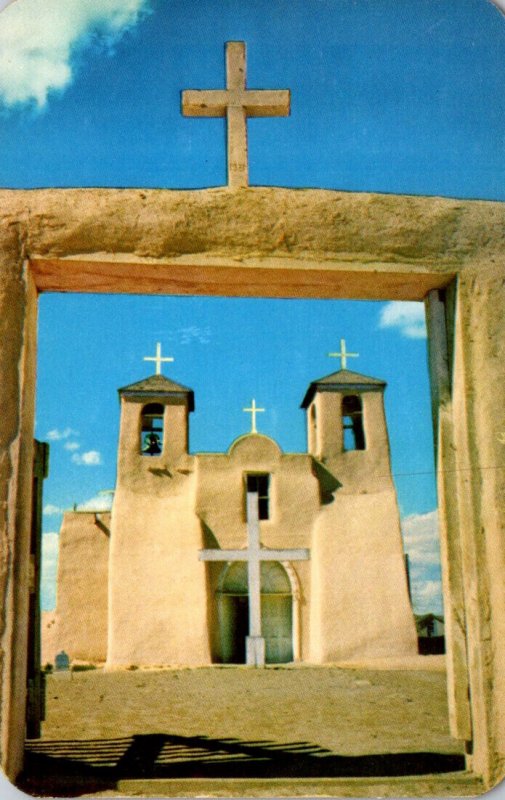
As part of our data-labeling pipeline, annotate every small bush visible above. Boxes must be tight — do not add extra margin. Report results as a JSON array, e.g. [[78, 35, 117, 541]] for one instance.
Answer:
[[72, 664, 97, 672]]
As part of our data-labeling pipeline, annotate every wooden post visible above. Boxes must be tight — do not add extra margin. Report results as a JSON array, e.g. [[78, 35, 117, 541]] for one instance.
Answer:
[[26, 440, 49, 739]]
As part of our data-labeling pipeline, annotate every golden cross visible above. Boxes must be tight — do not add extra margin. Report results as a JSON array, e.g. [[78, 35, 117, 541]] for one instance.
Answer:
[[182, 41, 290, 188], [143, 342, 174, 375], [328, 339, 359, 370], [243, 399, 265, 434]]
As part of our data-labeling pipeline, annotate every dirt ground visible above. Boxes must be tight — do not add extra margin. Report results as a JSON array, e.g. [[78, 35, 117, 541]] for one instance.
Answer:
[[37, 662, 460, 754], [20, 660, 483, 798]]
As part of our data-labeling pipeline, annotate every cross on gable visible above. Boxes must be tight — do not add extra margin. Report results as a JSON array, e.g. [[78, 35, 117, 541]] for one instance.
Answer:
[[182, 41, 290, 188], [143, 342, 174, 375], [328, 338, 359, 370], [199, 492, 310, 666], [243, 398, 265, 434]]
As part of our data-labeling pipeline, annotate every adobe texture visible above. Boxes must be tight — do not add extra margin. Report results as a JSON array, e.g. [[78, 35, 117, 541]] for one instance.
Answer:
[[0, 187, 504, 788]]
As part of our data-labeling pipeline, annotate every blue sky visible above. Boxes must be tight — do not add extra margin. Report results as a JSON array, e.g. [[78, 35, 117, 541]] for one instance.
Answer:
[[1, 0, 504, 197], [1, 0, 504, 615]]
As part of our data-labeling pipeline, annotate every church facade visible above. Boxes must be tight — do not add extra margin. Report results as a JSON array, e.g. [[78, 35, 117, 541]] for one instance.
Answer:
[[53, 363, 418, 667]]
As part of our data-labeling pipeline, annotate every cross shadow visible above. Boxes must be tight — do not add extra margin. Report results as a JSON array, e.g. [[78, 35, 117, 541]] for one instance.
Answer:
[[20, 733, 466, 797]]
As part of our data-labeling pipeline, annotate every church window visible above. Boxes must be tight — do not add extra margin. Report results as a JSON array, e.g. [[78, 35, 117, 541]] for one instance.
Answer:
[[141, 403, 164, 456], [342, 395, 365, 451], [246, 473, 270, 520]]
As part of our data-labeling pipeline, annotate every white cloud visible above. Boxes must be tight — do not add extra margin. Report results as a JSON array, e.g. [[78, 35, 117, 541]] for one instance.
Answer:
[[401, 510, 441, 567], [41, 532, 59, 611], [378, 301, 427, 339], [71, 450, 102, 466], [64, 441, 80, 451], [46, 427, 78, 441], [76, 491, 114, 512], [411, 580, 443, 616], [43, 503, 63, 516], [0, 0, 149, 108], [178, 326, 211, 345], [163, 326, 212, 346], [401, 510, 444, 614]]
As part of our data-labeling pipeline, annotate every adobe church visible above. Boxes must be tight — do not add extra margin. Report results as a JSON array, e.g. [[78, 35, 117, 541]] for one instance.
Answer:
[[52, 341, 418, 667]]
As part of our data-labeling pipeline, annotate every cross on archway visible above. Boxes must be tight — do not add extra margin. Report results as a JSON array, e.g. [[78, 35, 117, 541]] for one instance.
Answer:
[[199, 492, 310, 666], [243, 398, 265, 433], [143, 342, 174, 375], [182, 41, 290, 188], [328, 338, 359, 369]]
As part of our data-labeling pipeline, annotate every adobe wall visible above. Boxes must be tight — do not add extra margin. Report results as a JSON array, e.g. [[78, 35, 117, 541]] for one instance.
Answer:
[[196, 435, 318, 550], [0, 187, 499, 272], [108, 453, 211, 667], [0, 187, 504, 786], [310, 491, 418, 661], [53, 512, 110, 663], [0, 224, 37, 780], [440, 266, 505, 784]]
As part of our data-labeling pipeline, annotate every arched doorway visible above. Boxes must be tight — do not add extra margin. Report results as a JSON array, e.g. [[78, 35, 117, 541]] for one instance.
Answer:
[[217, 561, 293, 664]]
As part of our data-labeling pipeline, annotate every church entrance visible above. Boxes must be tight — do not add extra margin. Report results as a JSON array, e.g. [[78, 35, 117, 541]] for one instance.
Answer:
[[217, 562, 293, 664]]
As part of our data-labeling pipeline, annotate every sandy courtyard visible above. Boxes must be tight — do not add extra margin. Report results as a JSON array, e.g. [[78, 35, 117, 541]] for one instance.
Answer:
[[35, 663, 460, 754], [19, 660, 484, 797]]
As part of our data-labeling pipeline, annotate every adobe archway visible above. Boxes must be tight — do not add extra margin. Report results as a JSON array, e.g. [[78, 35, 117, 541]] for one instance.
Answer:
[[0, 186, 504, 788]]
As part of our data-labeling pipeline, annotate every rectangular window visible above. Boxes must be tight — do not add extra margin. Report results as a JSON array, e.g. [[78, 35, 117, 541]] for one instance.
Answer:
[[246, 473, 270, 520]]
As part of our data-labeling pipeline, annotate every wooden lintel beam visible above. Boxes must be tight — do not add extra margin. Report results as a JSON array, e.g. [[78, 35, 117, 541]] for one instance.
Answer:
[[29, 258, 455, 301]]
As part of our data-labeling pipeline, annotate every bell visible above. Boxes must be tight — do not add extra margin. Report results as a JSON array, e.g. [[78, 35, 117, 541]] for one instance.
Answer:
[[143, 432, 161, 455]]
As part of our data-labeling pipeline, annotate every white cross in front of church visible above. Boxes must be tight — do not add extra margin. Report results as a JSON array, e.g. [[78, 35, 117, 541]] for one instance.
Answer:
[[143, 342, 174, 375], [243, 399, 265, 434], [328, 339, 359, 370], [182, 41, 290, 188], [199, 492, 310, 666]]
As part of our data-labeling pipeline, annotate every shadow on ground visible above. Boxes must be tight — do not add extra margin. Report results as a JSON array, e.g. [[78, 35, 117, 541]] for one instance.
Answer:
[[20, 733, 466, 797]]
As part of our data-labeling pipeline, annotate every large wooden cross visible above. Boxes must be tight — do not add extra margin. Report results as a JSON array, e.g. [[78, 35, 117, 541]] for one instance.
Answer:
[[199, 492, 309, 666], [182, 41, 290, 188]]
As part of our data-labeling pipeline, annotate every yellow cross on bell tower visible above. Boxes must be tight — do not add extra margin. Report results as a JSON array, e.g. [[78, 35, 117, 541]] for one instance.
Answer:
[[143, 342, 174, 375], [328, 338, 359, 370]]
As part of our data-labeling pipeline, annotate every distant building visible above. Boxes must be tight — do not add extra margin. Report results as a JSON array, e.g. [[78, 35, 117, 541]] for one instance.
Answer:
[[416, 614, 445, 638], [51, 364, 418, 666], [416, 614, 445, 655]]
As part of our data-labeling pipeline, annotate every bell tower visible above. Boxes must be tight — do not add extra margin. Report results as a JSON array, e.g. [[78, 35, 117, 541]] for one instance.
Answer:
[[301, 368, 392, 492], [303, 348, 417, 663], [108, 349, 209, 667], [115, 342, 194, 481], [116, 373, 195, 480]]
